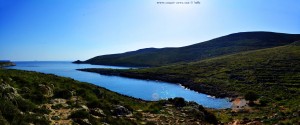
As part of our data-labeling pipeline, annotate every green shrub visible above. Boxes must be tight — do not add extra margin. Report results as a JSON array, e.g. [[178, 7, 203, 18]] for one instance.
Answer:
[[147, 104, 161, 113], [93, 88, 103, 98], [259, 97, 269, 106], [0, 113, 9, 125], [20, 113, 50, 125], [69, 109, 89, 119], [54, 90, 72, 99], [0, 99, 20, 123], [15, 97, 36, 112], [33, 106, 51, 114], [204, 111, 218, 125], [76, 89, 87, 96], [87, 99, 102, 108], [168, 97, 186, 107], [29, 91, 48, 104], [51, 104, 63, 110], [76, 89, 98, 101], [245, 91, 259, 106]]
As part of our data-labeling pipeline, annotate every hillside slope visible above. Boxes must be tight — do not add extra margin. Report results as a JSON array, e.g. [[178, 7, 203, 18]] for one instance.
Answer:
[[0, 69, 216, 125], [81, 43, 300, 97], [80, 43, 300, 124], [79, 32, 300, 67]]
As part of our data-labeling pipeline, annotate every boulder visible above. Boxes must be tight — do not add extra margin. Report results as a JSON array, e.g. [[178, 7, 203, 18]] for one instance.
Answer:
[[80, 105, 89, 112], [39, 84, 53, 97], [90, 108, 106, 117], [51, 116, 61, 120], [75, 118, 92, 125], [21, 87, 30, 94], [112, 105, 132, 116], [0, 83, 19, 100]]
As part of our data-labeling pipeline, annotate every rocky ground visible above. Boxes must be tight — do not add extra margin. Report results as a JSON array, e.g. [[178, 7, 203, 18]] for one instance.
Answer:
[[0, 69, 217, 125], [41, 97, 212, 125]]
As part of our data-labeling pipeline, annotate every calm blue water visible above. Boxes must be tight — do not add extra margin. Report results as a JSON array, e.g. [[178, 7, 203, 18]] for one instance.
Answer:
[[9, 61, 231, 109]]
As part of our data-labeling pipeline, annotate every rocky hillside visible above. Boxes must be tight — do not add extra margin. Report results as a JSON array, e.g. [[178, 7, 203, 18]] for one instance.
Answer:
[[0, 69, 217, 125]]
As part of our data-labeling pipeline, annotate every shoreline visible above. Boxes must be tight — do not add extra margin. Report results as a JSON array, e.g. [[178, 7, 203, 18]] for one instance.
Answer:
[[77, 68, 238, 99], [8, 68, 232, 108], [0, 62, 16, 67], [1, 69, 219, 124], [6, 68, 150, 103]]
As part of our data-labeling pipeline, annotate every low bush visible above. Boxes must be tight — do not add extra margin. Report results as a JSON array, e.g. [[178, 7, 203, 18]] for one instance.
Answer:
[[15, 97, 36, 112], [168, 97, 186, 107], [69, 109, 89, 119], [54, 89, 72, 99]]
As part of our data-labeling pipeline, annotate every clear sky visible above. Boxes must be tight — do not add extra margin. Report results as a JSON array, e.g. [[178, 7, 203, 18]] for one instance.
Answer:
[[0, 0, 300, 61]]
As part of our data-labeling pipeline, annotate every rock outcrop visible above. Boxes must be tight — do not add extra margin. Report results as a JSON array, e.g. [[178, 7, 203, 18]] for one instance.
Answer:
[[0, 83, 19, 100], [112, 105, 132, 116], [39, 84, 53, 97]]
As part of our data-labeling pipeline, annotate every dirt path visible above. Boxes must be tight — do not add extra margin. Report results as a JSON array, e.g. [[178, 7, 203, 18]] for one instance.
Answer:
[[42, 98, 73, 125], [231, 97, 248, 111]]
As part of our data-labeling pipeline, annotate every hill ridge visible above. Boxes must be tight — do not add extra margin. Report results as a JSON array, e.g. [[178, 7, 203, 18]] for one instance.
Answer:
[[77, 31, 300, 67]]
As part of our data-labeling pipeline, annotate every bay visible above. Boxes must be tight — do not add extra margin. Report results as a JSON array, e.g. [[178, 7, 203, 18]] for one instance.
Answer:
[[9, 61, 232, 109]]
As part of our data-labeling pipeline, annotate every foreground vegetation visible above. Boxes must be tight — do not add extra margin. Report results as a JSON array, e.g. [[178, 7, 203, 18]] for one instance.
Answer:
[[78, 32, 300, 67], [80, 43, 300, 124], [0, 69, 217, 125]]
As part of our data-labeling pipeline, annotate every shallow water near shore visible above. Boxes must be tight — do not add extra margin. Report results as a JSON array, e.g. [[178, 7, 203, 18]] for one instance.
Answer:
[[9, 61, 232, 109]]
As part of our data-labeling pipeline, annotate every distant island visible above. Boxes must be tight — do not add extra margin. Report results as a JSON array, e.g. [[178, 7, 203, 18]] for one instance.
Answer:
[[0, 60, 16, 67], [72, 60, 84, 64]]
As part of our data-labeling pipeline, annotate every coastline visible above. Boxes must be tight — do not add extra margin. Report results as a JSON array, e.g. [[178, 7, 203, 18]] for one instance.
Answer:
[[0, 69, 219, 124], [77, 68, 238, 99], [0, 62, 16, 67]]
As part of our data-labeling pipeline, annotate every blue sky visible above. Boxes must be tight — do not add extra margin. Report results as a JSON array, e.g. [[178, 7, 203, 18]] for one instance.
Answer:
[[0, 0, 299, 61]]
